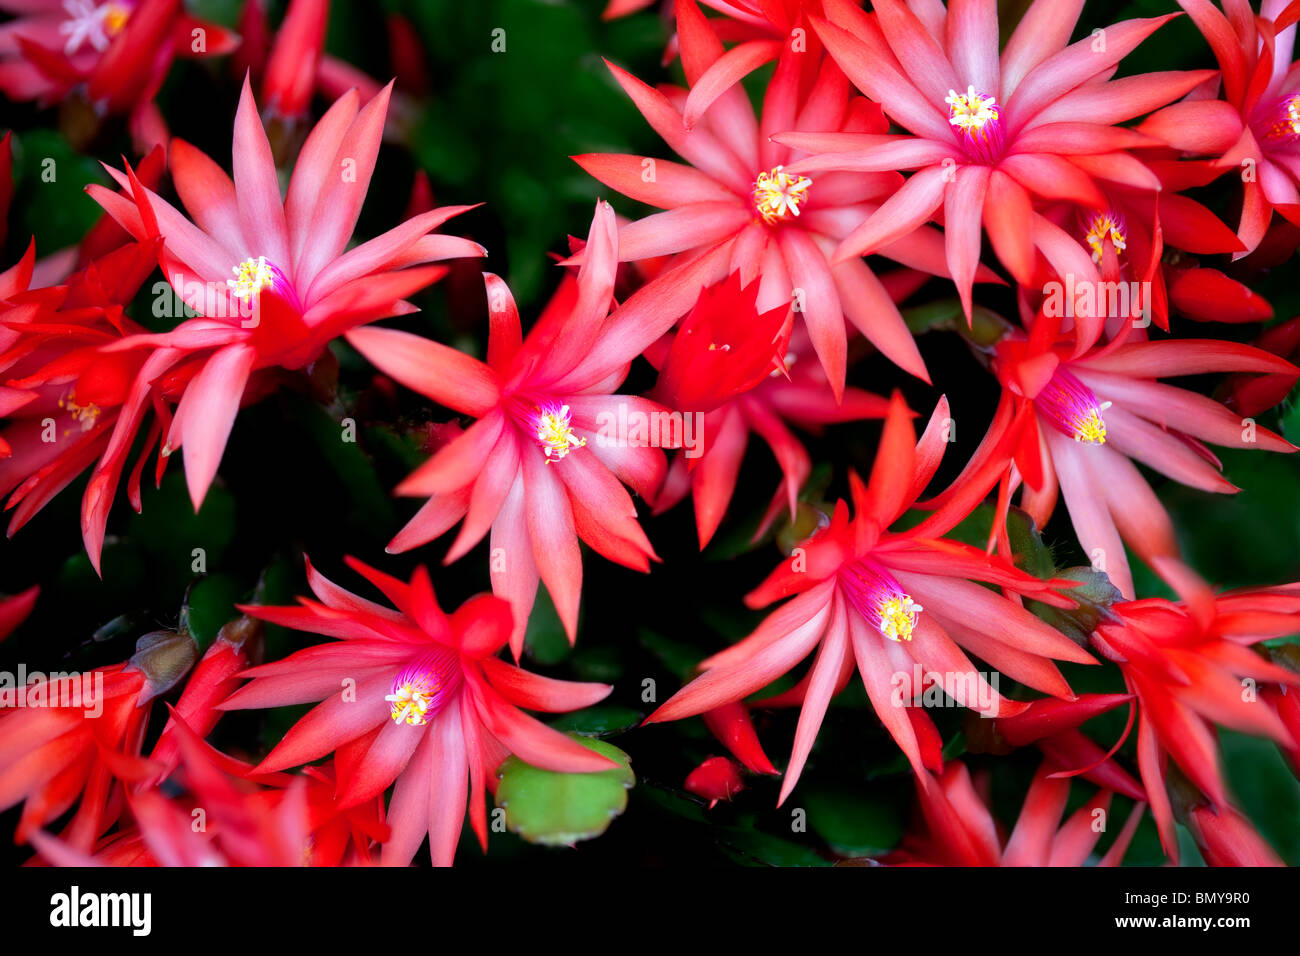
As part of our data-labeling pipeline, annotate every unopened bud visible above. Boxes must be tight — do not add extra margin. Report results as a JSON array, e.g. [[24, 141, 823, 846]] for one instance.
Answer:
[[776, 503, 830, 555], [129, 630, 198, 702], [684, 756, 745, 808]]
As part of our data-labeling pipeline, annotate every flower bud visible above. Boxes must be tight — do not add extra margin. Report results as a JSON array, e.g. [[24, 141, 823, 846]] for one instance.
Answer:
[[129, 630, 198, 703]]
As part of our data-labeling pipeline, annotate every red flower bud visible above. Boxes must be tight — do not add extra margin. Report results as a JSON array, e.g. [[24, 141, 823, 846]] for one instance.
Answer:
[[685, 756, 745, 808], [654, 272, 791, 414]]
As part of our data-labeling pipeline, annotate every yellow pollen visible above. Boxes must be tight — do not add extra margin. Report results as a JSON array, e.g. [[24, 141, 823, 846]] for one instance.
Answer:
[[946, 86, 999, 135], [878, 594, 923, 642], [103, 4, 130, 35], [1266, 94, 1300, 141], [227, 256, 275, 301], [385, 679, 440, 726], [753, 166, 812, 224], [1070, 403, 1111, 444], [536, 404, 585, 462], [57, 393, 101, 433], [1085, 214, 1127, 263]]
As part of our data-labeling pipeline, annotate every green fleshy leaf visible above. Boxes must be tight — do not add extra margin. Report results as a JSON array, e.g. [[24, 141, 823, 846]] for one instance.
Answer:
[[715, 815, 831, 867], [570, 646, 625, 684], [11, 129, 106, 251], [1220, 729, 1300, 864], [637, 628, 702, 682], [524, 587, 571, 666], [1004, 507, 1056, 579], [181, 574, 243, 654], [547, 706, 643, 737], [803, 785, 904, 857], [495, 736, 634, 847], [1025, 566, 1123, 645], [128, 473, 236, 593], [280, 393, 394, 531]]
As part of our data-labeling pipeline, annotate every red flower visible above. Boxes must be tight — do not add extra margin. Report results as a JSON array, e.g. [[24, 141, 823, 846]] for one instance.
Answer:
[[701, 701, 777, 774], [1186, 803, 1284, 866], [0, 0, 237, 117], [889, 760, 1146, 866], [1033, 174, 1248, 332], [787, 0, 1205, 329], [653, 270, 792, 414], [988, 693, 1146, 802], [1136, 0, 1300, 254], [652, 323, 890, 547], [1090, 584, 1300, 861], [647, 394, 1094, 802], [0, 240, 158, 537], [145, 616, 258, 785], [259, 0, 329, 124], [220, 557, 617, 866], [80, 79, 482, 568], [685, 755, 745, 807], [575, 0, 962, 396], [937, 310, 1297, 597], [31, 718, 387, 867], [0, 629, 196, 850], [347, 203, 677, 652]]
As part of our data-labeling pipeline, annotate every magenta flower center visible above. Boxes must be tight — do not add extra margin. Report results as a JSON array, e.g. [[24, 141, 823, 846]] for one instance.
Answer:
[[946, 86, 1004, 163], [59, 0, 133, 56], [753, 166, 812, 224], [385, 649, 461, 726], [840, 560, 923, 642], [1035, 365, 1111, 445]]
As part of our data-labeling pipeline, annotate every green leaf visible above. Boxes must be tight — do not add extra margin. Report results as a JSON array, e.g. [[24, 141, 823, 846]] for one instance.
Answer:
[[128, 473, 236, 593], [1220, 729, 1300, 864], [570, 646, 625, 684], [524, 587, 571, 666], [1025, 566, 1123, 645], [715, 815, 831, 867], [940, 503, 994, 548], [803, 785, 903, 857], [280, 393, 394, 531], [181, 574, 243, 653], [495, 736, 634, 847], [12, 129, 106, 252], [902, 298, 964, 333], [637, 628, 703, 681], [547, 706, 642, 737], [1004, 506, 1055, 579]]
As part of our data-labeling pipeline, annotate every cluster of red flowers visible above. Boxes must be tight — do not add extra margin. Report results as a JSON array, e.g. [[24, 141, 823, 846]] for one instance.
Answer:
[[1, 0, 1299, 867]]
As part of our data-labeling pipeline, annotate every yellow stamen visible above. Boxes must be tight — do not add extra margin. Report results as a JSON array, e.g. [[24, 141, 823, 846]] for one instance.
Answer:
[[1085, 213, 1127, 264], [102, 3, 130, 35], [227, 256, 275, 301], [536, 403, 585, 462], [385, 679, 440, 726], [946, 86, 999, 136], [753, 166, 812, 224], [878, 594, 923, 642], [57, 393, 101, 433], [1265, 94, 1300, 142], [1071, 404, 1111, 444]]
